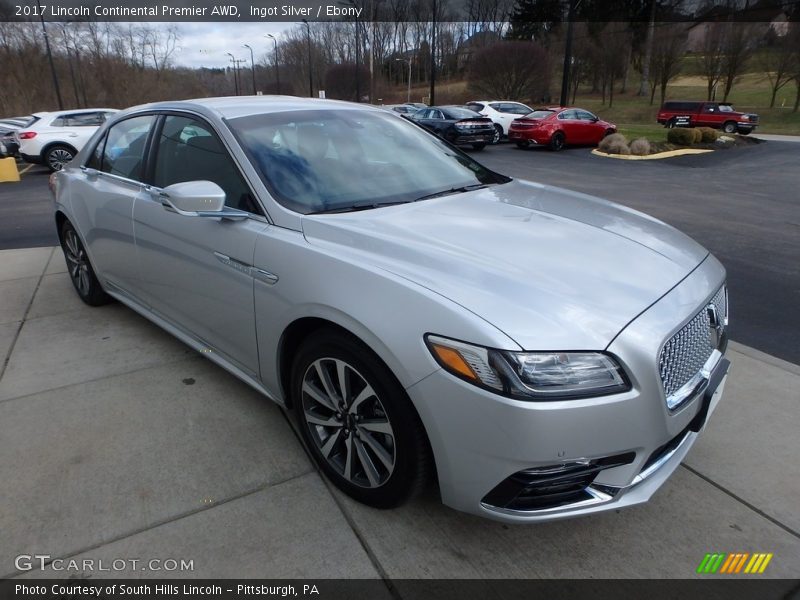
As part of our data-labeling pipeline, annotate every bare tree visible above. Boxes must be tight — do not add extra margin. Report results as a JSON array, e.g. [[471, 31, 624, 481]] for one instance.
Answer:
[[468, 41, 551, 101], [649, 23, 687, 106], [699, 22, 726, 101], [759, 33, 796, 108], [720, 22, 755, 101]]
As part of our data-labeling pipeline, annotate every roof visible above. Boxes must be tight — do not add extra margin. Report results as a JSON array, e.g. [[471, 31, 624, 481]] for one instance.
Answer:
[[123, 95, 383, 121]]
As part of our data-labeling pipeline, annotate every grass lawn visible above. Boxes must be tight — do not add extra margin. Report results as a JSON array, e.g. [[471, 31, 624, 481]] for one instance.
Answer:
[[388, 71, 800, 136]]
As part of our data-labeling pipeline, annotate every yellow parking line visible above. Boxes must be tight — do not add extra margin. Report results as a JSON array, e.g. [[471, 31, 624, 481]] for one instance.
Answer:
[[18, 164, 34, 175]]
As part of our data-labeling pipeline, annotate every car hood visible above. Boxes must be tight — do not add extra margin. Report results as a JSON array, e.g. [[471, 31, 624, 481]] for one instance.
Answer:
[[301, 180, 708, 350]]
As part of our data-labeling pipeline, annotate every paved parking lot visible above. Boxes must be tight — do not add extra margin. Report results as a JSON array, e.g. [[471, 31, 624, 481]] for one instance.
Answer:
[[1, 246, 799, 580], [1, 139, 799, 582]]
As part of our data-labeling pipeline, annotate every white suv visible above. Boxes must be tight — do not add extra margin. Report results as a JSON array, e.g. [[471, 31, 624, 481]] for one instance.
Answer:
[[16, 108, 118, 171], [465, 101, 534, 144]]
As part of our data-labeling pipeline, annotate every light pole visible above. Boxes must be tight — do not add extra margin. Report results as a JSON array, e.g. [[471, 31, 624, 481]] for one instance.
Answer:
[[225, 52, 240, 95], [266, 34, 280, 94], [395, 57, 412, 104], [301, 19, 313, 97], [243, 44, 257, 94], [36, 0, 63, 109], [429, 0, 436, 106]]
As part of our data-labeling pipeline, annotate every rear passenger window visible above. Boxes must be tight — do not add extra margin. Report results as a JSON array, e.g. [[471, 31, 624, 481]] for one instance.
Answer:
[[153, 115, 261, 215], [99, 115, 155, 181]]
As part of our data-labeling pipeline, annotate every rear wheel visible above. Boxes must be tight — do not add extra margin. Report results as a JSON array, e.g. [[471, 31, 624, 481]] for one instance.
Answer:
[[492, 124, 502, 145], [291, 330, 431, 508], [549, 131, 565, 151], [471, 143, 486, 151], [60, 221, 112, 306], [45, 144, 75, 172], [665, 118, 677, 129], [722, 121, 737, 134]]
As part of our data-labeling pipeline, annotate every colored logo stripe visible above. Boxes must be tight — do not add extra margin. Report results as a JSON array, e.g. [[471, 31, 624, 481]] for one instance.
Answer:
[[697, 553, 773, 574]]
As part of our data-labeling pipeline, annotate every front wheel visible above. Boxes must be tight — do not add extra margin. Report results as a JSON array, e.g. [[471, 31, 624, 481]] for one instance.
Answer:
[[45, 144, 75, 172], [722, 121, 737, 134], [291, 330, 431, 508], [549, 131, 565, 151], [60, 221, 112, 306]]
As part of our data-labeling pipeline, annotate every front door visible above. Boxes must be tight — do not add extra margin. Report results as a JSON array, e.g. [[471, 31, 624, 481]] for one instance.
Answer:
[[133, 113, 267, 376]]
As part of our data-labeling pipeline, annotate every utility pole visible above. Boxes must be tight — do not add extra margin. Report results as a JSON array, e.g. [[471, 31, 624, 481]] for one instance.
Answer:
[[243, 44, 257, 94], [266, 34, 280, 93], [301, 19, 313, 97], [429, 0, 436, 105], [225, 52, 244, 95], [559, 0, 577, 107], [37, 0, 63, 109]]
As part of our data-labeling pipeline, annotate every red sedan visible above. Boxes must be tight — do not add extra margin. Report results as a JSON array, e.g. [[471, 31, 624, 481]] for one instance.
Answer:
[[508, 107, 616, 151]]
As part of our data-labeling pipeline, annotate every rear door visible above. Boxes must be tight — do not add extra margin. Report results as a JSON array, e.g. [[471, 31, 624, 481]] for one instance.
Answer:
[[556, 109, 583, 143], [133, 113, 267, 376], [69, 114, 157, 297]]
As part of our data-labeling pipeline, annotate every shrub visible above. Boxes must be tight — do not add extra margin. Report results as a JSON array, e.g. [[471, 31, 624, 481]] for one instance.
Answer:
[[630, 138, 651, 156], [692, 128, 703, 143], [667, 127, 695, 145], [598, 133, 630, 154], [698, 127, 720, 143]]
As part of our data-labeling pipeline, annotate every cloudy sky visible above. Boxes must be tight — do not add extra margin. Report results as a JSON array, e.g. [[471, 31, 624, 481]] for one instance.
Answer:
[[169, 22, 297, 68]]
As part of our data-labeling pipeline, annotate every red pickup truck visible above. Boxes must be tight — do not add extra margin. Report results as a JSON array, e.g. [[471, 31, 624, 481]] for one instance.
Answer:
[[657, 101, 759, 134]]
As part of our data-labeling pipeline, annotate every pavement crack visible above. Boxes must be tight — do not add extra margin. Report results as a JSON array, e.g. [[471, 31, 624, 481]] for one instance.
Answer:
[[681, 463, 800, 540], [0, 247, 54, 382]]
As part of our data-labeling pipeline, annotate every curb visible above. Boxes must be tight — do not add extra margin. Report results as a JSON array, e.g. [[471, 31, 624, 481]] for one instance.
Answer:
[[591, 148, 715, 161]]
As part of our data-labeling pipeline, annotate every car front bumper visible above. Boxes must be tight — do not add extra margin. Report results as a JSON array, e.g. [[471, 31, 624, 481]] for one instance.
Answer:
[[406, 254, 728, 523]]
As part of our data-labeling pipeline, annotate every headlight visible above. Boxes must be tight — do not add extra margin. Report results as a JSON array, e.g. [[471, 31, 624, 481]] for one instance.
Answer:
[[426, 335, 630, 401]]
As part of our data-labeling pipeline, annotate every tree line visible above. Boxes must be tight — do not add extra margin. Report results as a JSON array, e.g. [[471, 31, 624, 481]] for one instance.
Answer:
[[1, 0, 799, 117]]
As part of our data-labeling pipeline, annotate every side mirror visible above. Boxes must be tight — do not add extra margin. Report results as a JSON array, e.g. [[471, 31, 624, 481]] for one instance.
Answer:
[[158, 180, 247, 220], [592, 117, 599, 122]]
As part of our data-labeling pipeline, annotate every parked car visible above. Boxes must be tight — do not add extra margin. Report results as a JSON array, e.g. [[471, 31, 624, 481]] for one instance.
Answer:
[[0, 116, 35, 158], [410, 105, 494, 150], [52, 97, 729, 523], [16, 108, 118, 171], [657, 101, 758, 134], [465, 100, 534, 144], [508, 107, 616, 151], [404, 102, 427, 110]]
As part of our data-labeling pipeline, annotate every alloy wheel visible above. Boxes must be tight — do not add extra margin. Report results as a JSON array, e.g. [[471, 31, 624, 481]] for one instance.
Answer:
[[301, 357, 396, 488], [48, 148, 73, 171], [63, 229, 91, 297]]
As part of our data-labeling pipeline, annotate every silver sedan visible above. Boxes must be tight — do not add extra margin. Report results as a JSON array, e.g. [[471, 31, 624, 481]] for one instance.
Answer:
[[51, 97, 730, 522]]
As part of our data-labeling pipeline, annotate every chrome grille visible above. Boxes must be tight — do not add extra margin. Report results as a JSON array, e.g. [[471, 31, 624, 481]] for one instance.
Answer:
[[659, 286, 726, 400]]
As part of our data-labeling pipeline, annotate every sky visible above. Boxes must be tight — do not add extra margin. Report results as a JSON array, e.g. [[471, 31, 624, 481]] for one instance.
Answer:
[[169, 22, 297, 69]]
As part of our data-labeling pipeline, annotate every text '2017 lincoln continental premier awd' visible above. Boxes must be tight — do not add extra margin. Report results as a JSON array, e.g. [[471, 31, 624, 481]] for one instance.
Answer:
[[51, 97, 730, 523]]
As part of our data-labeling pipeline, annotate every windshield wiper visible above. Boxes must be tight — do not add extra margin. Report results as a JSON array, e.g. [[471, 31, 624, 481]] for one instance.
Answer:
[[412, 184, 488, 202], [306, 199, 414, 215]]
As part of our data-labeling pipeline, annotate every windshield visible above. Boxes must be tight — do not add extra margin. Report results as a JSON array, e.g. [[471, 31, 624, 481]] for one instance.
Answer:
[[228, 109, 509, 214], [525, 110, 556, 120], [718, 104, 734, 113], [442, 107, 480, 120]]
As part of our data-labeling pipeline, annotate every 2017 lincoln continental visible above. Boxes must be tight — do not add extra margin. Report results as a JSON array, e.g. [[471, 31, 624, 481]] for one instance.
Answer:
[[51, 97, 730, 522]]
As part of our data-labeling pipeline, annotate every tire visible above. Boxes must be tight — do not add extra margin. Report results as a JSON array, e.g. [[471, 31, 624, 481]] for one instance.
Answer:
[[722, 121, 737, 134], [604, 129, 616, 138], [44, 144, 76, 172], [549, 131, 565, 151], [665, 118, 677, 129], [471, 143, 486, 151], [60, 220, 112, 306], [491, 124, 503, 145], [515, 141, 530, 149], [291, 330, 432, 508]]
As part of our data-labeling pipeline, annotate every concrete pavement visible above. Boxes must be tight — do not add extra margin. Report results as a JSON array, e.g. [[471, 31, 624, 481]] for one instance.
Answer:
[[1, 247, 799, 580]]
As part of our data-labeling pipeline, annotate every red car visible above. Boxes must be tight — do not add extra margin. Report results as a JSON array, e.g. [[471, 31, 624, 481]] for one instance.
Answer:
[[508, 107, 616, 151], [656, 101, 758, 134]]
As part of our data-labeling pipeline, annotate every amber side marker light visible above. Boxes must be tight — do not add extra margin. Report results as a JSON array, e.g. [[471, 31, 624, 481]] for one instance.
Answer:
[[429, 342, 479, 381]]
